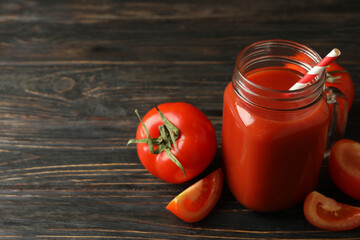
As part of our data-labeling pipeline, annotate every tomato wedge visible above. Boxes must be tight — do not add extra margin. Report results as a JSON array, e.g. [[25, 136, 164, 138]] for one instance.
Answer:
[[303, 191, 360, 231], [166, 168, 223, 223], [329, 139, 360, 201]]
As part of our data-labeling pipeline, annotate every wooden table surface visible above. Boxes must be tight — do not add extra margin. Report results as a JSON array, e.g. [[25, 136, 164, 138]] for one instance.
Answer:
[[0, 0, 359, 239]]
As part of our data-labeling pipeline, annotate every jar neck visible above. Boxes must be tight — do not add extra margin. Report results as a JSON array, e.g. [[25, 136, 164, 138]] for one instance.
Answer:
[[232, 40, 326, 111]]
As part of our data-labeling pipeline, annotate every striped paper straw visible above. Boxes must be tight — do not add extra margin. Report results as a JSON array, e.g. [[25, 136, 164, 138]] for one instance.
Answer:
[[289, 48, 341, 91]]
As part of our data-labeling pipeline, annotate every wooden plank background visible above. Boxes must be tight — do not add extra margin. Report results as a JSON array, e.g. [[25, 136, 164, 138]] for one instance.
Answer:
[[0, 0, 359, 239]]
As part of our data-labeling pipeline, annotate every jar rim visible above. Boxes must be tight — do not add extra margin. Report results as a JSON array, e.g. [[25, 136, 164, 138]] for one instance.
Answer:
[[232, 39, 326, 111]]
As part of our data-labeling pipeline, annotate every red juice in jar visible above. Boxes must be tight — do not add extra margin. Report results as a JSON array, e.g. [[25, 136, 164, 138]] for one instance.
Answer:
[[246, 69, 300, 91], [221, 40, 339, 212]]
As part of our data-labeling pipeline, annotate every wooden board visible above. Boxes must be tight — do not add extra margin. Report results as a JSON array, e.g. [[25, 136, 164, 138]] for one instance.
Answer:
[[0, 0, 359, 239]]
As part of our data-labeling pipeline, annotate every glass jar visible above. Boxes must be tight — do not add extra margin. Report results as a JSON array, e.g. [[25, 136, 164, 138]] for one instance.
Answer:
[[222, 40, 347, 212]]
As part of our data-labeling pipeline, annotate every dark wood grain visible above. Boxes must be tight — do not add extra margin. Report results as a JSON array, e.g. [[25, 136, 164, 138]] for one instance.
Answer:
[[0, 0, 359, 239], [0, 0, 359, 64]]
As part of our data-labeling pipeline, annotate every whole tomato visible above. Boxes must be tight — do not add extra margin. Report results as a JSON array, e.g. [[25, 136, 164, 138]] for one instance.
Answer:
[[128, 102, 217, 184], [326, 62, 355, 111]]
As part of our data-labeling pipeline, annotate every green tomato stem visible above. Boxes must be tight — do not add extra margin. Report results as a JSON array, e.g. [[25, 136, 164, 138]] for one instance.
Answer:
[[127, 106, 186, 178]]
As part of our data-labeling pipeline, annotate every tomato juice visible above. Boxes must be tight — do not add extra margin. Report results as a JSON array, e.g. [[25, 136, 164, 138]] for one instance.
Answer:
[[246, 68, 301, 91], [222, 63, 330, 211]]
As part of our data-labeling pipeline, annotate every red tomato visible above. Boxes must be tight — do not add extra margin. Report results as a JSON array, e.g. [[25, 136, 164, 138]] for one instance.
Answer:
[[326, 62, 355, 111], [128, 102, 217, 184], [328, 139, 360, 201], [166, 168, 223, 222], [303, 191, 360, 231]]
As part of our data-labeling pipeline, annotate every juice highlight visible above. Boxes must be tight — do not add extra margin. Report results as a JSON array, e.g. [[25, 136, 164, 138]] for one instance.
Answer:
[[222, 69, 330, 212]]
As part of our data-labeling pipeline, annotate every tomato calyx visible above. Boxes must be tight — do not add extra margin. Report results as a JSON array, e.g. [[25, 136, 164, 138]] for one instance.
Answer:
[[127, 105, 186, 177], [326, 70, 347, 83]]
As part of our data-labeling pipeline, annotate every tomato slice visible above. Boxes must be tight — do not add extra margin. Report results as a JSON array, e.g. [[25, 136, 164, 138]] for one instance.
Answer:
[[329, 139, 360, 201], [303, 191, 360, 231], [166, 168, 223, 222]]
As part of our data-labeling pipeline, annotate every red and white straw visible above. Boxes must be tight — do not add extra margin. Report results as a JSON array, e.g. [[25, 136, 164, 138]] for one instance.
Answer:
[[289, 48, 341, 91]]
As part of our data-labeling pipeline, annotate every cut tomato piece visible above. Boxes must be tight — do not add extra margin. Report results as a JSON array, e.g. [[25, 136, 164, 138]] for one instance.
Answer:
[[303, 191, 360, 231], [329, 139, 360, 201], [166, 168, 223, 222]]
